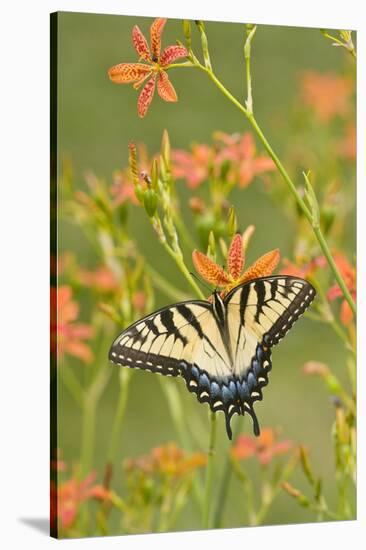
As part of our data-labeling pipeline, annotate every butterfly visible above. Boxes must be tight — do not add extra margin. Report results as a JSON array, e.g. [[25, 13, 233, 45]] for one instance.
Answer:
[[108, 275, 316, 439]]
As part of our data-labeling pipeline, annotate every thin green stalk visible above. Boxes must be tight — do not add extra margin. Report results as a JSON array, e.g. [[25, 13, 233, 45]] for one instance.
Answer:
[[244, 25, 257, 114], [159, 236, 205, 300], [107, 369, 132, 462], [80, 397, 96, 475], [59, 365, 84, 408], [202, 411, 217, 528], [146, 264, 189, 302], [213, 416, 243, 527]]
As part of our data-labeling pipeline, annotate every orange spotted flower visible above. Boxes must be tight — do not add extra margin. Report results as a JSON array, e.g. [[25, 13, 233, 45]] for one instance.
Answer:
[[108, 18, 188, 118], [192, 227, 280, 296]]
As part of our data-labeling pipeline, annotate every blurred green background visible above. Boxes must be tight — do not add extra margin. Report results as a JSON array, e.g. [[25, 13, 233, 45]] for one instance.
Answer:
[[56, 12, 355, 532]]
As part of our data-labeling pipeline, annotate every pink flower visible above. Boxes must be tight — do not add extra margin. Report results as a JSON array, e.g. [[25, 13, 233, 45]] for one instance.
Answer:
[[214, 132, 276, 187], [51, 286, 94, 364], [172, 144, 214, 188], [231, 428, 293, 466], [76, 265, 119, 293]]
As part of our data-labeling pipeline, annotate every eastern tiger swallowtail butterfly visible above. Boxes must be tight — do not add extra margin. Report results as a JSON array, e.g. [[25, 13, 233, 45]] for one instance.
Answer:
[[108, 276, 316, 439]]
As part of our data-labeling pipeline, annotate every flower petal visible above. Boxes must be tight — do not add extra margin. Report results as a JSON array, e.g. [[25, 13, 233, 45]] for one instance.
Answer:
[[157, 71, 177, 102], [132, 25, 151, 61], [340, 300, 354, 326], [237, 248, 280, 284], [238, 132, 256, 159], [108, 63, 152, 84], [227, 234, 244, 280], [192, 250, 231, 287], [159, 45, 188, 66], [150, 18, 166, 60], [137, 76, 156, 118], [63, 340, 94, 364]]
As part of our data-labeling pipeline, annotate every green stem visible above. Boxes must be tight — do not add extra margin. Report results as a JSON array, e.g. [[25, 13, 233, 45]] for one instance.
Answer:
[[107, 369, 132, 462], [213, 416, 243, 527], [80, 397, 96, 475], [146, 264, 189, 302], [244, 25, 257, 114], [59, 365, 84, 408], [160, 236, 205, 300], [202, 411, 217, 529]]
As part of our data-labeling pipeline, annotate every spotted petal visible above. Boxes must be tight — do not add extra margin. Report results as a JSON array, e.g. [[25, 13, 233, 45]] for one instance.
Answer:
[[159, 45, 188, 67], [150, 18, 166, 59], [192, 250, 231, 287], [227, 233, 244, 280], [237, 248, 280, 285], [132, 25, 151, 61], [108, 63, 152, 84], [137, 76, 156, 118], [157, 71, 178, 102]]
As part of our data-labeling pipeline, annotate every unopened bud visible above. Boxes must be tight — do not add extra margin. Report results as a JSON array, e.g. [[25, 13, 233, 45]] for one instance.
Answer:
[[143, 188, 158, 217], [227, 206, 238, 237], [128, 142, 139, 186]]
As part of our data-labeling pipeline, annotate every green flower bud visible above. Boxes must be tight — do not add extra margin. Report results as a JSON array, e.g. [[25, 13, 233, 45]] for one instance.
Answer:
[[135, 183, 144, 204], [150, 159, 159, 190], [143, 188, 158, 218], [227, 206, 237, 237]]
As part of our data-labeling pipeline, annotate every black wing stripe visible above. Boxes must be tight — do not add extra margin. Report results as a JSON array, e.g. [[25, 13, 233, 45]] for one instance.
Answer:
[[254, 280, 266, 322], [159, 308, 188, 346], [176, 304, 204, 339]]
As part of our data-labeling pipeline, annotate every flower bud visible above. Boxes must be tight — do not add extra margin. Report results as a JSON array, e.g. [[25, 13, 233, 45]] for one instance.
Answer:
[[207, 230, 216, 260], [182, 20, 192, 47], [227, 206, 238, 237], [128, 142, 139, 186], [143, 188, 158, 217], [134, 183, 144, 204], [161, 129, 171, 168], [150, 159, 159, 190]]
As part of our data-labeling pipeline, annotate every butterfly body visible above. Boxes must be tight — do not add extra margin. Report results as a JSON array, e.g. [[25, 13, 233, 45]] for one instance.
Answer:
[[109, 276, 316, 439]]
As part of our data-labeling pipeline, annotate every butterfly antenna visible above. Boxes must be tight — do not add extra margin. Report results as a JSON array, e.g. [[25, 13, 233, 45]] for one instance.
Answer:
[[189, 272, 213, 294]]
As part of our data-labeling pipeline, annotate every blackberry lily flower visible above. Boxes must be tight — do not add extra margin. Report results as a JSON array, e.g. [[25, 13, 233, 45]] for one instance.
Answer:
[[108, 18, 188, 117]]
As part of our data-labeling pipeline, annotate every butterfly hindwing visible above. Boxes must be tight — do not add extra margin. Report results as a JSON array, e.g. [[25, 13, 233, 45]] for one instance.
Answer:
[[109, 276, 316, 439]]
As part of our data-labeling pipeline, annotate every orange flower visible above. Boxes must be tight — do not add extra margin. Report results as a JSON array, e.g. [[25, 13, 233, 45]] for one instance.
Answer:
[[51, 472, 111, 530], [124, 442, 207, 478], [300, 71, 353, 122], [337, 123, 356, 160], [214, 132, 276, 187], [108, 18, 188, 118], [231, 427, 292, 466], [50, 286, 94, 364], [327, 253, 356, 325], [192, 229, 280, 296]]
